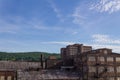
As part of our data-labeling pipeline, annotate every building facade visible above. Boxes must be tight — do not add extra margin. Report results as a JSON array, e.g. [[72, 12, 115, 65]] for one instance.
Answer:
[[61, 44, 92, 66], [0, 69, 16, 80], [61, 44, 120, 80], [61, 44, 92, 59]]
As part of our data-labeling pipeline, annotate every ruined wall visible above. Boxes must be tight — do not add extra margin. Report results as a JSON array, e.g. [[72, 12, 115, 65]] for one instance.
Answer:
[[0, 70, 16, 80], [0, 61, 42, 70], [46, 59, 62, 69], [17, 70, 80, 80], [0, 61, 80, 80]]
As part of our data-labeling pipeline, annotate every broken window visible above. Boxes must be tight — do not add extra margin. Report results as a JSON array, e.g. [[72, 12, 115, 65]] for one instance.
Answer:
[[83, 66, 87, 72], [107, 77, 114, 80], [99, 57, 105, 62], [117, 66, 120, 72], [108, 67, 114, 72], [116, 57, 120, 62], [0, 76, 5, 80], [7, 76, 12, 80], [104, 50, 108, 54], [88, 56, 95, 61], [117, 77, 120, 80], [98, 67, 105, 73], [107, 57, 113, 62], [89, 66, 96, 72]]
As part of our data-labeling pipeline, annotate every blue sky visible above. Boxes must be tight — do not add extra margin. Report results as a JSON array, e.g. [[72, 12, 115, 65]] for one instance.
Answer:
[[0, 0, 120, 53]]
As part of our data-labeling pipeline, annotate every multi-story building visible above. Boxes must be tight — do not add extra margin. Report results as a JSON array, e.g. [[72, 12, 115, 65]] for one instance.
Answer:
[[61, 44, 92, 59], [61, 44, 92, 60], [61, 44, 92, 66], [61, 44, 120, 80]]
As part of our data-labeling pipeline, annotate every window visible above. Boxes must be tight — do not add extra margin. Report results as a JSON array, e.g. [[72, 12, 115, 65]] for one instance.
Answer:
[[99, 57, 104, 61], [83, 74, 87, 79], [116, 57, 120, 62], [0, 76, 5, 80], [107, 57, 113, 61], [107, 77, 114, 80], [7, 76, 12, 80], [117, 77, 120, 80], [108, 67, 114, 72], [83, 66, 87, 72], [89, 66, 96, 72], [82, 57, 87, 61], [104, 50, 108, 54], [117, 66, 120, 72], [98, 67, 105, 73], [99, 50, 102, 53], [88, 56, 95, 61]]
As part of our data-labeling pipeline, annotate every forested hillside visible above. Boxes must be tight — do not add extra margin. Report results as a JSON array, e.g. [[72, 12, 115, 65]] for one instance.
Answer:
[[0, 52, 60, 61]]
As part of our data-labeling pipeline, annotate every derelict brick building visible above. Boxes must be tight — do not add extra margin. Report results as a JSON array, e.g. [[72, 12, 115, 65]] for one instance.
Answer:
[[61, 44, 92, 66], [0, 69, 16, 80], [61, 44, 120, 80]]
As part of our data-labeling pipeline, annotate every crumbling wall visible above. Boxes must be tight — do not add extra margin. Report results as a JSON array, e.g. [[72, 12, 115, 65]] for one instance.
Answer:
[[0, 61, 42, 70], [17, 70, 80, 80]]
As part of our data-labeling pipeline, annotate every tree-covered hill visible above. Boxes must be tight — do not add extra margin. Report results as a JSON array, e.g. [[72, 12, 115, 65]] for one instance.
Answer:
[[0, 52, 60, 61]]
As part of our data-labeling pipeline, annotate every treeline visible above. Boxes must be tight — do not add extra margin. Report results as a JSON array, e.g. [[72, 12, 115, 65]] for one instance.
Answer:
[[0, 52, 60, 61]]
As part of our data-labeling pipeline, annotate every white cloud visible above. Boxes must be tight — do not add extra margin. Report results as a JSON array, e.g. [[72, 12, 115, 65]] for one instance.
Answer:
[[42, 40, 120, 53], [41, 41, 75, 45], [72, 31, 78, 35], [39, 34, 120, 53], [30, 22, 63, 31], [90, 0, 120, 13], [90, 34, 120, 53], [48, 1, 65, 22], [92, 34, 120, 44], [72, 2, 98, 29], [26, 18, 80, 35], [72, 6, 86, 25], [14, 17, 64, 31], [86, 43, 120, 53], [0, 19, 20, 34], [0, 16, 76, 35]]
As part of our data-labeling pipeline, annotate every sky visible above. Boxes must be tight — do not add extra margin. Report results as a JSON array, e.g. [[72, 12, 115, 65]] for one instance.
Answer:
[[0, 0, 120, 53]]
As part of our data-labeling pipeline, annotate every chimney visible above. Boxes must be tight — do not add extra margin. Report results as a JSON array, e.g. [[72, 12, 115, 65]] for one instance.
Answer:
[[41, 54, 43, 69]]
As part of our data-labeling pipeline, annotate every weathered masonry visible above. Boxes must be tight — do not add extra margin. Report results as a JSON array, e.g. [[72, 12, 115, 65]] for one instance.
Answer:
[[61, 44, 120, 80], [0, 69, 16, 80], [0, 61, 42, 80]]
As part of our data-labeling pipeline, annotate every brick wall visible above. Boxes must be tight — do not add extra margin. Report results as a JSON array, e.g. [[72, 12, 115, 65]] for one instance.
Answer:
[[0, 61, 42, 70]]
